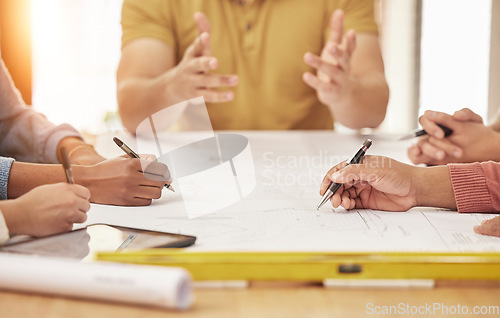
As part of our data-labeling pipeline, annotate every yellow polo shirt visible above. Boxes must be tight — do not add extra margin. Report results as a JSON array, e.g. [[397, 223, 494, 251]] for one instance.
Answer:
[[121, 0, 378, 130]]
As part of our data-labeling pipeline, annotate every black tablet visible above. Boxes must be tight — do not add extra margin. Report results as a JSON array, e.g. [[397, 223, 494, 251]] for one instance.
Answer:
[[0, 224, 196, 260]]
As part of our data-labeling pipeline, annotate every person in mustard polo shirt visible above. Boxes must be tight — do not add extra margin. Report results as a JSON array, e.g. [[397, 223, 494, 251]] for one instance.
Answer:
[[117, 0, 389, 132]]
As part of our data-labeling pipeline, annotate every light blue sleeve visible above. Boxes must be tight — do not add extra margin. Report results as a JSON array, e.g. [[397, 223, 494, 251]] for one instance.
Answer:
[[0, 157, 14, 200]]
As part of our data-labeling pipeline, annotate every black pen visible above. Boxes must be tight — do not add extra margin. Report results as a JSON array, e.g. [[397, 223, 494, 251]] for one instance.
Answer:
[[60, 147, 75, 184], [399, 124, 453, 140], [113, 137, 175, 192], [317, 139, 372, 210]]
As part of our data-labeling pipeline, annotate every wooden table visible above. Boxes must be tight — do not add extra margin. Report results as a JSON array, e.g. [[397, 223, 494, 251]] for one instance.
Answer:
[[2, 282, 500, 317]]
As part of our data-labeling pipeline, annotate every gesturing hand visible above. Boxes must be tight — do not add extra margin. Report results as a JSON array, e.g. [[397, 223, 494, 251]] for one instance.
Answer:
[[303, 10, 356, 107], [169, 12, 238, 103]]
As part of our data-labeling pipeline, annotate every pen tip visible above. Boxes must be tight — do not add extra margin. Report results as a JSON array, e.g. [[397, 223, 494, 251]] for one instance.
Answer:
[[113, 137, 123, 147], [167, 185, 175, 192]]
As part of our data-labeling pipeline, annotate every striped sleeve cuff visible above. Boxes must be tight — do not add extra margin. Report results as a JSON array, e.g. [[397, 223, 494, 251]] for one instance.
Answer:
[[448, 163, 493, 213], [0, 157, 15, 200]]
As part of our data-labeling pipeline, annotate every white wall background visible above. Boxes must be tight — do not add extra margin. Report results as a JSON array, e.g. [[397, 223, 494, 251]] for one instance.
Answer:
[[419, 0, 492, 120]]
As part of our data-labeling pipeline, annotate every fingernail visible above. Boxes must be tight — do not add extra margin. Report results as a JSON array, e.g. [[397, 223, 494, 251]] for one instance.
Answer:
[[305, 53, 314, 63], [428, 111, 436, 118], [436, 151, 445, 159], [435, 131, 444, 138], [474, 225, 480, 231], [226, 92, 234, 100], [230, 76, 238, 85], [454, 150, 461, 158], [209, 59, 218, 69]]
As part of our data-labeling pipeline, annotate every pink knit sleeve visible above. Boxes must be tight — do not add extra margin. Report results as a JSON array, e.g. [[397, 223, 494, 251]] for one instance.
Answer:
[[448, 161, 500, 213]]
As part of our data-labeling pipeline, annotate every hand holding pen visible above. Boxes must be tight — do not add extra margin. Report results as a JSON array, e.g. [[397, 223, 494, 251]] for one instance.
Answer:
[[406, 109, 497, 166], [317, 139, 372, 209], [113, 137, 175, 192]]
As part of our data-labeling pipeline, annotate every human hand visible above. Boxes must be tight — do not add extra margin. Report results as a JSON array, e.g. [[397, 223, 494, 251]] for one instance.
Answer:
[[319, 155, 456, 211], [74, 155, 170, 206], [303, 10, 356, 108], [474, 216, 500, 237], [320, 156, 418, 211], [167, 12, 238, 103], [1, 183, 90, 237], [408, 109, 500, 165]]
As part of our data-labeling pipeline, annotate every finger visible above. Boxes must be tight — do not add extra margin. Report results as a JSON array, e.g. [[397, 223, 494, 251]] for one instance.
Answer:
[[328, 9, 344, 44], [184, 34, 204, 58], [199, 32, 211, 57], [326, 45, 350, 73], [407, 144, 422, 164], [134, 185, 163, 200], [303, 72, 338, 94], [196, 73, 239, 88], [419, 139, 446, 161], [320, 160, 347, 195], [128, 198, 153, 207], [143, 161, 172, 183], [139, 154, 157, 162], [407, 141, 440, 165], [340, 191, 351, 209], [304, 53, 343, 81], [474, 221, 500, 237], [345, 29, 357, 57], [427, 137, 463, 159], [76, 197, 91, 213], [420, 110, 459, 138], [194, 12, 211, 34], [71, 210, 88, 224], [330, 185, 345, 208], [70, 184, 91, 200], [330, 165, 363, 184], [188, 56, 218, 73], [453, 108, 483, 123], [196, 88, 234, 103]]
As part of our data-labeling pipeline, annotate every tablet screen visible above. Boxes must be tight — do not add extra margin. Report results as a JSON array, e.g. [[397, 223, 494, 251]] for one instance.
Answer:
[[0, 224, 196, 261]]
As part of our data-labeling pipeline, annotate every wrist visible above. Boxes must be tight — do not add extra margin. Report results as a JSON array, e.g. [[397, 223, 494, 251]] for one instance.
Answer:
[[58, 137, 105, 165], [72, 165, 92, 189], [414, 165, 456, 209]]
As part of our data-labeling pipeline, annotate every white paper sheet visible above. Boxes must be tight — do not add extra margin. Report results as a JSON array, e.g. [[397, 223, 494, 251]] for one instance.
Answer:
[[84, 131, 500, 252]]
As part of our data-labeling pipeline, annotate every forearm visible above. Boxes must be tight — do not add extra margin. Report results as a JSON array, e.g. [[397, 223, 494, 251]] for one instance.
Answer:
[[7, 162, 67, 198], [414, 165, 457, 210], [328, 72, 389, 129], [118, 70, 181, 133]]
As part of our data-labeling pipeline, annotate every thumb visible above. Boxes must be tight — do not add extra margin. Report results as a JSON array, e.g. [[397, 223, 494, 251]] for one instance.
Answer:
[[330, 164, 375, 185], [194, 12, 212, 56]]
